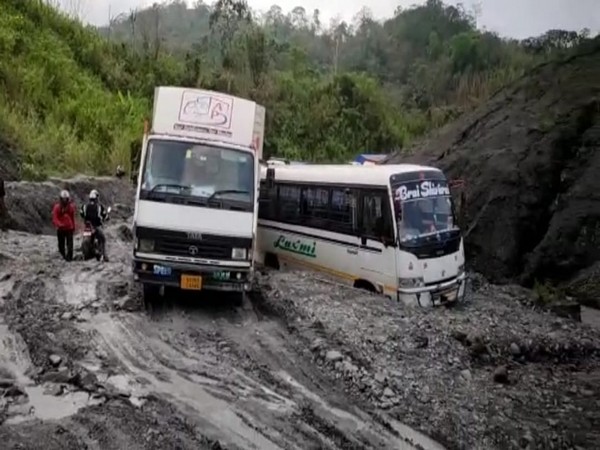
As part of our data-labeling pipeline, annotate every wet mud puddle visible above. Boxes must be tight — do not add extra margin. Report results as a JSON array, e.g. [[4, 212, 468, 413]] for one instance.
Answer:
[[77, 312, 290, 449], [278, 370, 445, 450], [76, 311, 446, 450], [0, 323, 102, 424]]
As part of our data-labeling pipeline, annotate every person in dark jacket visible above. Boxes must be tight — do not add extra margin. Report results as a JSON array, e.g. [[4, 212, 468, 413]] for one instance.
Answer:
[[52, 190, 76, 261], [80, 189, 109, 262], [0, 177, 7, 231]]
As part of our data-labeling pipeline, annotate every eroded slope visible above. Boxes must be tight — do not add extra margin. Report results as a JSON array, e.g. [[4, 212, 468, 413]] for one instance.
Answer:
[[386, 39, 600, 295]]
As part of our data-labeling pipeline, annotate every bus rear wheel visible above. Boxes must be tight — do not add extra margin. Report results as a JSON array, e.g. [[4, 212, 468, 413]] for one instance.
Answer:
[[353, 279, 376, 293]]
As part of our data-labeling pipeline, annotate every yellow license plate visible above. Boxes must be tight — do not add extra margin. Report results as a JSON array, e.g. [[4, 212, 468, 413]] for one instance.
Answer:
[[180, 274, 202, 290]]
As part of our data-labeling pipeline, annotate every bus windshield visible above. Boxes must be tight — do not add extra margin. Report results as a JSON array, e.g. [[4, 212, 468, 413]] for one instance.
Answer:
[[141, 139, 254, 203], [391, 178, 459, 244]]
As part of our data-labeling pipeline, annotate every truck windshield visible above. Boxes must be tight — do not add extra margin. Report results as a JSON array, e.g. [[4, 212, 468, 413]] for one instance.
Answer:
[[391, 178, 459, 244], [141, 139, 254, 203]]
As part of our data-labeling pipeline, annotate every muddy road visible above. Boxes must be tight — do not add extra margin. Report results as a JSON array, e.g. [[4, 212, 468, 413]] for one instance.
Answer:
[[0, 222, 441, 450], [0, 179, 599, 450]]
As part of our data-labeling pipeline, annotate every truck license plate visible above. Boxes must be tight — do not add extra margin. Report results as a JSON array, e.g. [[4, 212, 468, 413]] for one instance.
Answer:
[[153, 265, 172, 276], [181, 274, 202, 290], [213, 271, 231, 280]]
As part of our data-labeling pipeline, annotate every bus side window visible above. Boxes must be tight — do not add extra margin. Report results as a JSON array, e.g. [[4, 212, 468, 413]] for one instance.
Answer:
[[330, 188, 357, 234], [361, 190, 394, 243], [258, 180, 277, 220], [278, 184, 301, 223], [300, 186, 329, 228]]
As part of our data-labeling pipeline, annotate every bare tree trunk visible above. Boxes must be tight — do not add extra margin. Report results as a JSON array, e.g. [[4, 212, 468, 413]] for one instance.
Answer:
[[128, 9, 137, 52], [152, 4, 161, 60]]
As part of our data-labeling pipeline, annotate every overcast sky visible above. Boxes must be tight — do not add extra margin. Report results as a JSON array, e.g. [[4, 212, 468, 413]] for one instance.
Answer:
[[61, 0, 600, 39]]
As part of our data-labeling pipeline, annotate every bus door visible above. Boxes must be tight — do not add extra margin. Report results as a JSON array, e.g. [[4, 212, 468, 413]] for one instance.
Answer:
[[357, 188, 397, 295]]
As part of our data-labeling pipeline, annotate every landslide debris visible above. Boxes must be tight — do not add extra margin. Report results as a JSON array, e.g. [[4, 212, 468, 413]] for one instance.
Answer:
[[256, 271, 600, 450], [385, 38, 600, 298], [0, 177, 444, 450]]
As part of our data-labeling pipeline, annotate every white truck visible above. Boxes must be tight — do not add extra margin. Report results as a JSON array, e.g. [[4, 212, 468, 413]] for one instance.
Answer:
[[132, 86, 265, 304]]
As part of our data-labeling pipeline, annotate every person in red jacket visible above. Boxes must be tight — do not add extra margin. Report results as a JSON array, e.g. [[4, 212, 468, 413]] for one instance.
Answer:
[[52, 190, 76, 261]]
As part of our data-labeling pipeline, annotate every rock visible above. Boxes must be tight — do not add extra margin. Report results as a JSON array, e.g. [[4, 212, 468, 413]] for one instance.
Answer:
[[510, 342, 521, 356], [460, 369, 472, 382], [77, 310, 92, 322], [61, 312, 74, 321], [72, 371, 99, 392], [91, 301, 102, 309], [493, 365, 509, 384], [342, 361, 358, 375], [466, 332, 483, 346], [0, 378, 15, 388], [374, 372, 387, 384], [49, 354, 62, 367], [114, 296, 139, 311], [6, 403, 34, 418], [414, 335, 429, 348], [469, 341, 487, 357], [0, 272, 11, 281], [44, 384, 64, 396], [519, 430, 534, 448], [325, 350, 343, 363], [383, 387, 396, 397], [40, 369, 72, 384], [310, 339, 323, 352], [451, 330, 468, 344], [4, 385, 25, 397], [549, 302, 581, 322]]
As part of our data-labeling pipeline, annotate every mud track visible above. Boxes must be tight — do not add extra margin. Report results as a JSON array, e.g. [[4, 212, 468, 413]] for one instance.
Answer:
[[0, 223, 441, 449]]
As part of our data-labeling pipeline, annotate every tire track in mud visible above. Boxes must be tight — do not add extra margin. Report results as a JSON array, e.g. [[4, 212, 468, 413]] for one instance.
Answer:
[[0, 228, 444, 449]]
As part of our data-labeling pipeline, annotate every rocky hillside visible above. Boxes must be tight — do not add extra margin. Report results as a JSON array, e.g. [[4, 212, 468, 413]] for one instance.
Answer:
[[386, 37, 600, 300]]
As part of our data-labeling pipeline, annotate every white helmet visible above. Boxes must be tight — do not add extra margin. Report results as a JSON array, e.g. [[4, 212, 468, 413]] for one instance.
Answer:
[[89, 189, 99, 200], [60, 189, 70, 200]]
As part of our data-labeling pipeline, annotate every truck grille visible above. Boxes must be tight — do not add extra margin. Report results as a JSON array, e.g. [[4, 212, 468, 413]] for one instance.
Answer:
[[135, 226, 252, 260]]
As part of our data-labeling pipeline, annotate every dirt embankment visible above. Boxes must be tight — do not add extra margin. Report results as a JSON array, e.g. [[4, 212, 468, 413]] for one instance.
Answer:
[[386, 39, 600, 302], [3, 176, 135, 234]]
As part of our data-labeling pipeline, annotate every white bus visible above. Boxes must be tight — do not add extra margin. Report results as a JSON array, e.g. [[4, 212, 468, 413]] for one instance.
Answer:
[[256, 164, 466, 307]]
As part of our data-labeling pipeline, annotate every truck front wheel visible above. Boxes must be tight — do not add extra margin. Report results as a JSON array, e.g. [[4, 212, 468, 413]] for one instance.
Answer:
[[143, 284, 161, 311]]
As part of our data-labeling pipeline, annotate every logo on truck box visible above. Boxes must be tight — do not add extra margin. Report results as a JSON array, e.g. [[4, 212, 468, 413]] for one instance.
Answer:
[[179, 91, 233, 129]]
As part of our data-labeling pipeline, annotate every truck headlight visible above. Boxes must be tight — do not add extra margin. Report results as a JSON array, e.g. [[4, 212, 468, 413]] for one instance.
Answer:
[[398, 277, 424, 288], [138, 239, 155, 252], [232, 248, 247, 260]]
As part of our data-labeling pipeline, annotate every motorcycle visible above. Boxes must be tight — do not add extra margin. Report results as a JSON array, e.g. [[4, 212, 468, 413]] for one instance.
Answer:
[[80, 206, 111, 261]]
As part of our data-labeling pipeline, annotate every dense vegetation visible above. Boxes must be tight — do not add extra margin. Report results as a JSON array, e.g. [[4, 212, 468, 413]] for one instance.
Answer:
[[0, 0, 595, 178]]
